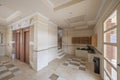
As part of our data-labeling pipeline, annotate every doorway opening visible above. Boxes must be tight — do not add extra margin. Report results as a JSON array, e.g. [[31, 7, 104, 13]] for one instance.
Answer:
[[58, 27, 62, 49]]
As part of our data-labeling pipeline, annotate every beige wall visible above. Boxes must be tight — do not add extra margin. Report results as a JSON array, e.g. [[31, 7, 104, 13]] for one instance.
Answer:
[[63, 29, 93, 55], [5, 27, 13, 57], [0, 27, 7, 56], [30, 22, 58, 71]]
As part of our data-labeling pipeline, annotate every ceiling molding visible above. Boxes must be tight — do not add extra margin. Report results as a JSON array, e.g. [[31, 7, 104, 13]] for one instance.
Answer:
[[67, 15, 85, 23], [95, 0, 106, 21], [6, 10, 22, 22], [68, 20, 96, 28], [74, 26, 88, 29], [48, 0, 72, 8], [54, 0, 84, 11], [70, 21, 86, 27]]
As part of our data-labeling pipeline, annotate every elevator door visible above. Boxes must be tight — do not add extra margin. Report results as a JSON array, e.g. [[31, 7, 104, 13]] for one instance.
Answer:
[[23, 28, 30, 64], [13, 27, 30, 64], [16, 30, 21, 59]]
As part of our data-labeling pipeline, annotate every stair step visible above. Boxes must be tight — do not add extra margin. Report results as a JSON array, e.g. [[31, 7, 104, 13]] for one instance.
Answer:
[[58, 52, 64, 56], [57, 52, 65, 59], [58, 51, 63, 53], [58, 49, 63, 52]]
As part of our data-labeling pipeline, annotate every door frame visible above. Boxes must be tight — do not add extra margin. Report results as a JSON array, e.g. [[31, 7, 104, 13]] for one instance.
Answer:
[[12, 27, 30, 64], [22, 27, 30, 64]]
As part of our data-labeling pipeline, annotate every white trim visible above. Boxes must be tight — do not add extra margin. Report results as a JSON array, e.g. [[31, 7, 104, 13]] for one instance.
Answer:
[[103, 9, 118, 80], [104, 58, 117, 70], [48, 20, 58, 26], [36, 21, 49, 26], [11, 20, 49, 30], [104, 69, 112, 80], [104, 26, 117, 33], [6, 10, 22, 22], [96, 0, 120, 25], [96, 0, 106, 21], [36, 12, 49, 20], [104, 43, 117, 46], [9, 12, 49, 26], [47, 0, 54, 7]]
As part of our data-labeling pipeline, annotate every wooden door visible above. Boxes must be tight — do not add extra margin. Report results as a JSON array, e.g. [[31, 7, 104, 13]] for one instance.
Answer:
[[15, 30, 21, 59], [23, 28, 30, 64], [91, 34, 97, 47], [19, 29, 24, 62], [13, 28, 30, 64]]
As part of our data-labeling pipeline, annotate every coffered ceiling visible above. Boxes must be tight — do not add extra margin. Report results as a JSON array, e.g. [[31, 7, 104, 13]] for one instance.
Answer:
[[42, 0, 84, 11], [0, 0, 106, 29]]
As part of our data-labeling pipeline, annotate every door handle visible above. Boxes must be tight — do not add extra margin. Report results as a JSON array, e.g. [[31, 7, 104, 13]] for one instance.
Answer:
[[118, 63, 120, 67]]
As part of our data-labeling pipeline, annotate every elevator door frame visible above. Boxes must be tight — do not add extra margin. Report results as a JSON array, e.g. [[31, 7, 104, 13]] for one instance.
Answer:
[[22, 27, 30, 64], [13, 27, 30, 64]]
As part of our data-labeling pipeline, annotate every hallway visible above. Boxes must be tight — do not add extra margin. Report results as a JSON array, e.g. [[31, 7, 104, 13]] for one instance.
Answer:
[[0, 0, 120, 80]]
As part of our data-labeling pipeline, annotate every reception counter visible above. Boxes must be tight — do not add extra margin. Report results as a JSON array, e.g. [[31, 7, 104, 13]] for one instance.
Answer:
[[75, 48, 96, 63]]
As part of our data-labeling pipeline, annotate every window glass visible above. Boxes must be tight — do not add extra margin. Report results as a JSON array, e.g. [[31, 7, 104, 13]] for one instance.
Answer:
[[104, 60, 117, 80], [104, 45, 117, 67], [104, 71, 110, 80], [104, 28, 117, 43], [104, 11, 117, 31]]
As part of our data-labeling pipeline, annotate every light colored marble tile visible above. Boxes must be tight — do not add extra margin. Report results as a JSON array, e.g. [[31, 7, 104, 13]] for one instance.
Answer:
[[70, 60, 80, 64], [57, 77, 66, 80], [0, 66, 7, 72], [80, 64, 86, 68], [13, 70, 22, 75], [3, 62, 11, 65], [0, 71, 12, 79], [0, 55, 102, 80], [8, 66, 17, 71]]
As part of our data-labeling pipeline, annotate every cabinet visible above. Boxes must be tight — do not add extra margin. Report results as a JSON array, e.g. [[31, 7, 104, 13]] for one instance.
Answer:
[[91, 34, 97, 47], [88, 54, 95, 63], [72, 37, 90, 44], [75, 50, 88, 59]]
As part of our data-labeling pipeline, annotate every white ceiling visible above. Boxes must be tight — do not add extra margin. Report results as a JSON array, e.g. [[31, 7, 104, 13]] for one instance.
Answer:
[[0, 0, 104, 29], [48, 0, 72, 7]]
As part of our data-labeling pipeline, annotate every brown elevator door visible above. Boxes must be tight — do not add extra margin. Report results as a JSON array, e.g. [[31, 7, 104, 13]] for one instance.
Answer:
[[13, 28, 30, 64], [23, 28, 30, 64], [16, 30, 20, 59]]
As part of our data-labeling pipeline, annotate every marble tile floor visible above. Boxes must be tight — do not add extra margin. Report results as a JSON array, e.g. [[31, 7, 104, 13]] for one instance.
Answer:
[[0, 60, 21, 80], [49, 73, 66, 80], [0, 55, 102, 80], [63, 57, 87, 71]]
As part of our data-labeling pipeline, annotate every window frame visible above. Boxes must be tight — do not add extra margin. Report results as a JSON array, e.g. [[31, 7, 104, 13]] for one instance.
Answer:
[[103, 10, 118, 80]]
